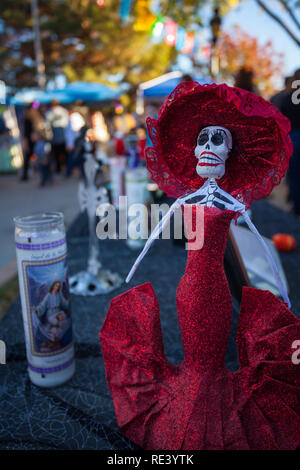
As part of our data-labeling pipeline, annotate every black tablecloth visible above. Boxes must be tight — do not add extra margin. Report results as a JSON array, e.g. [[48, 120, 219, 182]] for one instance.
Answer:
[[0, 200, 299, 450]]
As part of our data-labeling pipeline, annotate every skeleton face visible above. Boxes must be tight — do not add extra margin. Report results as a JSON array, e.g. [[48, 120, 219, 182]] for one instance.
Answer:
[[195, 126, 232, 179]]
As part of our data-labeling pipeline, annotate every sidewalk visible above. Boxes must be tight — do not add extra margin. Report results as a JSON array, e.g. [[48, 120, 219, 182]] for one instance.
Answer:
[[0, 172, 80, 285]]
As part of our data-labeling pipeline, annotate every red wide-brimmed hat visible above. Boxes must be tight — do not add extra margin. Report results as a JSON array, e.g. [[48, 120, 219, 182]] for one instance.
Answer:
[[145, 82, 293, 210]]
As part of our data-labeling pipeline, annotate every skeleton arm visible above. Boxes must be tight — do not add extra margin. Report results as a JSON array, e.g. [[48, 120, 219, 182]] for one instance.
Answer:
[[126, 180, 244, 283]]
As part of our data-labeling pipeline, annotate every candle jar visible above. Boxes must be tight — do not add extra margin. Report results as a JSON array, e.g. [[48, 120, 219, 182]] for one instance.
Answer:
[[109, 156, 126, 208], [14, 212, 75, 387], [125, 167, 149, 249]]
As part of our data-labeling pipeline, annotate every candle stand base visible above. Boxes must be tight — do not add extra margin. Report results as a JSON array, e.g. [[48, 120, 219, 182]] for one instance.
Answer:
[[69, 269, 122, 296]]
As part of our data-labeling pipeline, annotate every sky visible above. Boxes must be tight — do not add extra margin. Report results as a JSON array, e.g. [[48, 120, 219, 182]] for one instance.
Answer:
[[223, 0, 300, 77], [176, 0, 300, 85]]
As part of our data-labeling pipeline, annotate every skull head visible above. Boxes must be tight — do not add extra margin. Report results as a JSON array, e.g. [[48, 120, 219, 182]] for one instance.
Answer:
[[194, 126, 232, 179]]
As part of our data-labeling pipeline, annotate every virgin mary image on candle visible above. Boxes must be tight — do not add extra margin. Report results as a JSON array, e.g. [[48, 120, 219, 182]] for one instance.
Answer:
[[33, 280, 71, 352], [28, 260, 72, 353]]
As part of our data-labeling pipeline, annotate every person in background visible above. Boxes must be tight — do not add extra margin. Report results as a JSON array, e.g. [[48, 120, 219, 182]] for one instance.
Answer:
[[114, 131, 125, 156], [234, 67, 257, 94], [65, 108, 86, 177], [275, 68, 300, 215], [46, 100, 69, 173], [32, 127, 53, 187], [270, 75, 293, 109], [0, 114, 8, 135], [125, 130, 140, 169], [181, 73, 193, 82], [69, 124, 89, 179], [21, 104, 44, 181]]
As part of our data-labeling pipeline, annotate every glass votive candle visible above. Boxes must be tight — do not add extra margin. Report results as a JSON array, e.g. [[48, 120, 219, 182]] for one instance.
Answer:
[[14, 212, 75, 387]]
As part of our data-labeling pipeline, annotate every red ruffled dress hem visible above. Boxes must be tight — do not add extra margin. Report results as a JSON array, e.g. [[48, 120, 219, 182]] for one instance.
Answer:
[[100, 208, 300, 450]]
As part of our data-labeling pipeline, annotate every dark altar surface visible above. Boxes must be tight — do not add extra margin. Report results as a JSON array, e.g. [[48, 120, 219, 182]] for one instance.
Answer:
[[0, 199, 299, 450]]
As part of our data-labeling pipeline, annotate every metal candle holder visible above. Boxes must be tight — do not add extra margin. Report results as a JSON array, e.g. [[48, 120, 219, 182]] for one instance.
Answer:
[[69, 142, 122, 295]]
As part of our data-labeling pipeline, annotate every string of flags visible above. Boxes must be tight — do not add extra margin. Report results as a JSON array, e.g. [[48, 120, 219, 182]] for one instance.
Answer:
[[117, 0, 202, 55], [151, 16, 200, 55]]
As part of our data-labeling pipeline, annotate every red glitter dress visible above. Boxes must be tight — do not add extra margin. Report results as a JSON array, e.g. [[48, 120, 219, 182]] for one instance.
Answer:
[[100, 206, 300, 450]]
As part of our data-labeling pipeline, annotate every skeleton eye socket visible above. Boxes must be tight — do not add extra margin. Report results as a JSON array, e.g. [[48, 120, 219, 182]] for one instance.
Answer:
[[211, 133, 224, 146], [197, 133, 209, 145]]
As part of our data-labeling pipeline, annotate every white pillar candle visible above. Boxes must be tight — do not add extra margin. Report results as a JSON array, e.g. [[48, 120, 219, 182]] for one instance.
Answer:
[[125, 167, 149, 249], [14, 212, 75, 387], [109, 156, 126, 208]]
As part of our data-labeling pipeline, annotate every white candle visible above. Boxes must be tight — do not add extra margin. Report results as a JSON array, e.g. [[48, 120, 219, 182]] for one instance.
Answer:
[[14, 212, 75, 387], [109, 156, 126, 208], [125, 167, 149, 249]]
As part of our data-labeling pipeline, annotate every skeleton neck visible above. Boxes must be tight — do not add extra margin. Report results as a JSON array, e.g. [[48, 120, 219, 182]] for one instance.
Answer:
[[208, 178, 218, 190], [205, 178, 218, 207]]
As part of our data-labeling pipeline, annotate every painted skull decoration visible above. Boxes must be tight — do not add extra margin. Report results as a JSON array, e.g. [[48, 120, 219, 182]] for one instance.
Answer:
[[195, 126, 232, 180]]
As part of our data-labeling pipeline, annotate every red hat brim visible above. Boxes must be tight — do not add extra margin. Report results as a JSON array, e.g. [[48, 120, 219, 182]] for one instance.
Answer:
[[146, 82, 293, 209]]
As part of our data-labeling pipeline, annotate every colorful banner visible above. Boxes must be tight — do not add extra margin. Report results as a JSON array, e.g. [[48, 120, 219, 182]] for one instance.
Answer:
[[182, 32, 194, 54], [175, 27, 185, 51], [119, 0, 132, 21], [164, 19, 178, 46], [133, 0, 156, 31], [150, 16, 195, 54], [150, 16, 165, 42]]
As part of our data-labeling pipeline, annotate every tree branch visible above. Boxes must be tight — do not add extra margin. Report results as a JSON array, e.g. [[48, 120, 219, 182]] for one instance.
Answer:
[[278, 0, 300, 30], [255, 0, 300, 47]]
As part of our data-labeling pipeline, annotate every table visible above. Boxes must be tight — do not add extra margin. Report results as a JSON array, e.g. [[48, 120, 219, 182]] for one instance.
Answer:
[[0, 200, 299, 450]]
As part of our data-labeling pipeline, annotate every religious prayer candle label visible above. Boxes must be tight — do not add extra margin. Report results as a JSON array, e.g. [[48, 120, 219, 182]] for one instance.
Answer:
[[15, 212, 75, 387]]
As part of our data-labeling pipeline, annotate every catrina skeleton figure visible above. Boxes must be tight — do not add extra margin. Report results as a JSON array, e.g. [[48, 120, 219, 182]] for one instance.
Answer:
[[100, 82, 300, 450]]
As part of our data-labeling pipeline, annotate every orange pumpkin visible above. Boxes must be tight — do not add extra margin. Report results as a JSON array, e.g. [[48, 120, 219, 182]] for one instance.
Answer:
[[272, 233, 297, 252]]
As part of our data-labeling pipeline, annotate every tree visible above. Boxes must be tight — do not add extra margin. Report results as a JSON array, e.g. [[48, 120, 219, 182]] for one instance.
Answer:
[[254, 0, 300, 47], [0, 0, 207, 90], [215, 26, 284, 96], [217, 0, 299, 47]]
